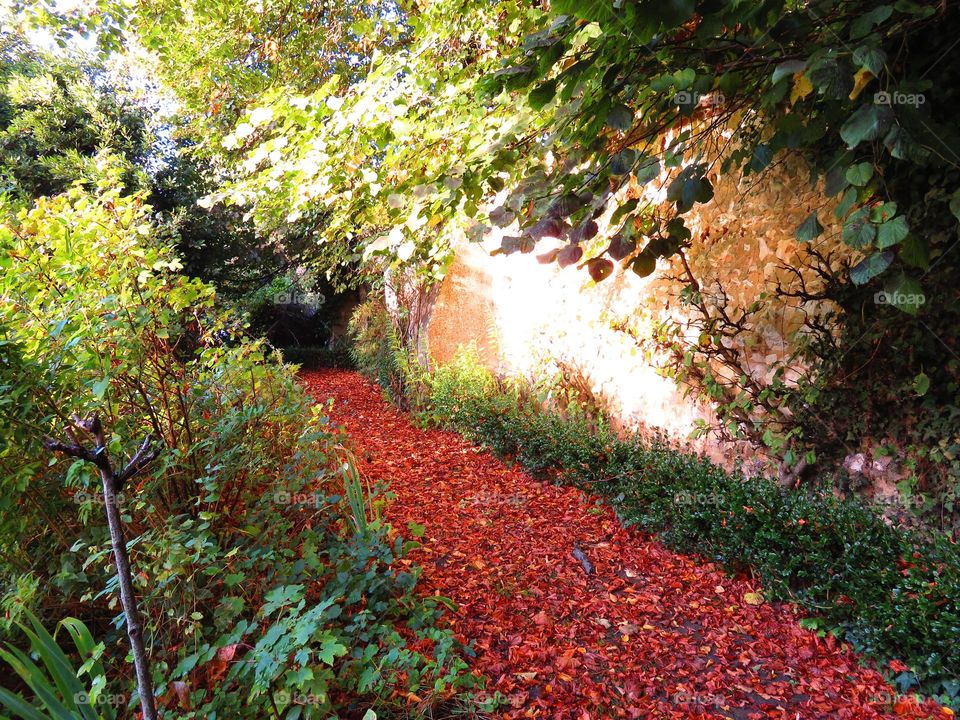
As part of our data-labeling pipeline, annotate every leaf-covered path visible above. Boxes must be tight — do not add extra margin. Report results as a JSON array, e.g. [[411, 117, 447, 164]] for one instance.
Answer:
[[303, 370, 946, 720]]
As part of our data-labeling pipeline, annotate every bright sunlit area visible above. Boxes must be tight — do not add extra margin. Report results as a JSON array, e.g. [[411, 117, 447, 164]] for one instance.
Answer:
[[1, 1, 959, 719]]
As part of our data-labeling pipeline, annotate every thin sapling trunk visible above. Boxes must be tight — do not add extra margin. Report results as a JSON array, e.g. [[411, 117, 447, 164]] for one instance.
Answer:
[[44, 415, 159, 720]]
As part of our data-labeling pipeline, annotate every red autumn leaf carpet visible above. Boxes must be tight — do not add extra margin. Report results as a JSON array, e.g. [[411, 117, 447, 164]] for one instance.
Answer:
[[302, 369, 949, 720]]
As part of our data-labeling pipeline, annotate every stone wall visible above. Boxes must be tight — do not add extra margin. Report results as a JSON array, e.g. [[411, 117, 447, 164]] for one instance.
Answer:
[[425, 151, 855, 470]]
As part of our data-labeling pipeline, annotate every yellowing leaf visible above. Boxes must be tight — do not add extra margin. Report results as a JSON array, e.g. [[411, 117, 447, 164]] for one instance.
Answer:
[[790, 73, 813, 104], [849, 68, 875, 100], [744, 592, 765, 605]]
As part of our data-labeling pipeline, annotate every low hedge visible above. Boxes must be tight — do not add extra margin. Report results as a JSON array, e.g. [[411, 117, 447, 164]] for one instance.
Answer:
[[413, 349, 960, 706]]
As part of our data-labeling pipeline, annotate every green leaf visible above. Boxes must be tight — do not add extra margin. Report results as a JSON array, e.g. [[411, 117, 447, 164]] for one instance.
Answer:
[[91, 377, 110, 400], [634, 156, 661, 184], [835, 187, 858, 218], [58, 619, 97, 662], [913, 372, 930, 396], [172, 652, 201, 679], [655, 0, 696, 27], [750, 144, 773, 173], [671, 175, 713, 213], [674, 67, 696, 89], [899, 234, 930, 270], [553, 0, 617, 22], [949, 190, 960, 222], [610, 149, 636, 175], [842, 209, 876, 249], [893, 0, 935, 17], [772, 60, 806, 85], [824, 164, 850, 197], [850, 250, 894, 285], [876, 215, 909, 248], [845, 162, 873, 187], [0, 687, 49, 720], [631, 252, 657, 277], [894, 670, 920, 693], [607, 104, 633, 131], [317, 640, 348, 665], [21, 615, 86, 717], [261, 584, 305, 615], [881, 274, 926, 314], [666, 217, 691, 243], [840, 104, 891, 148], [611, 199, 639, 226], [850, 5, 893, 39], [528, 79, 557, 110], [853, 46, 886, 75], [869, 201, 898, 223], [795, 213, 824, 242], [808, 58, 844, 96]]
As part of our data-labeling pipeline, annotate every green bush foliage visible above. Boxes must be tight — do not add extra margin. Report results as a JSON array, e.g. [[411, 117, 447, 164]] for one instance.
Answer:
[[347, 295, 410, 406], [0, 33, 149, 202], [0, 610, 117, 720], [0, 180, 477, 717], [279, 344, 353, 370], [414, 348, 960, 706]]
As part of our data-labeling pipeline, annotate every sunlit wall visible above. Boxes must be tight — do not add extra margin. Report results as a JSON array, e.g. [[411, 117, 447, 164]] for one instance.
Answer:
[[426, 151, 850, 471]]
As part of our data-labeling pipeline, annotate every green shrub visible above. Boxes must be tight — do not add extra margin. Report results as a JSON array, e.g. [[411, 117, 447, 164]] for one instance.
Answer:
[[279, 342, 353, 370], [410, 347, 960, 706], [347, 295, 409, 405], [0, 182, 478, 717], [0, 610, 116, 720]]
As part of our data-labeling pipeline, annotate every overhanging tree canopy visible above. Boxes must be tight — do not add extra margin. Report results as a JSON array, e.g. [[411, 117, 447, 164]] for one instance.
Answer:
[[24, 1, 958, 302]]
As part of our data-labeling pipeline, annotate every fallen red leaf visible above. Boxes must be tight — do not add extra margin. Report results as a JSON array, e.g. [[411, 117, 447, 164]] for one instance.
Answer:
[[301, 369, 947, 720]]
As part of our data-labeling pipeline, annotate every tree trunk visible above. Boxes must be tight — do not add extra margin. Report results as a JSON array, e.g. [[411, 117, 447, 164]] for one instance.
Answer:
[[44, 421, 159, 720], [97, 465, 158, 720]]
